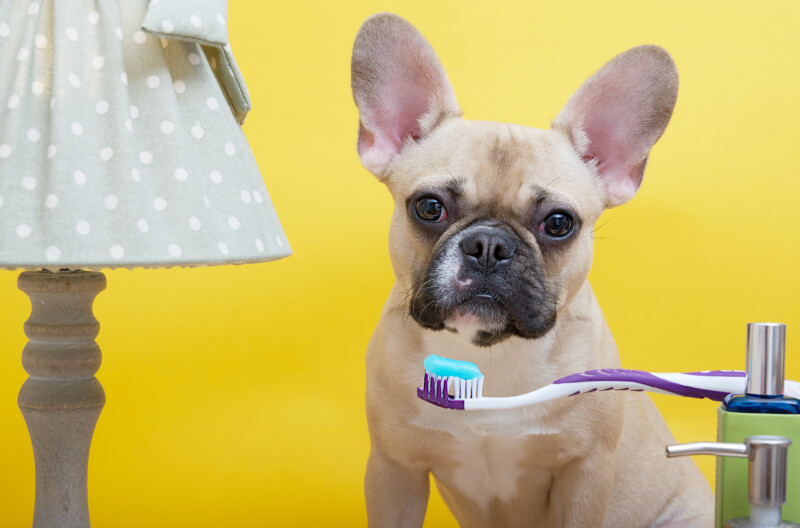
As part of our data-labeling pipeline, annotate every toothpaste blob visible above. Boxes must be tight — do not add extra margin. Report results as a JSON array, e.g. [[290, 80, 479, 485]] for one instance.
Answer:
[[424, 354, 483, 379]]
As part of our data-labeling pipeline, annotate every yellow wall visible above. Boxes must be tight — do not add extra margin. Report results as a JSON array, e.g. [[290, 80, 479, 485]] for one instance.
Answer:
[[2, 1, 800, 526]]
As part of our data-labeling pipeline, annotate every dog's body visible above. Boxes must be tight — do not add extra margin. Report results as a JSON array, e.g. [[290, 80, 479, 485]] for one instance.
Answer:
[[353, 14, 713, 527]]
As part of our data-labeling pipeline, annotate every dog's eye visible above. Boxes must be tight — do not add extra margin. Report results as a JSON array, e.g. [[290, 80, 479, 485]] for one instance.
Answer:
[[415, 198, 447, 222], [540, 213, 573, 238]]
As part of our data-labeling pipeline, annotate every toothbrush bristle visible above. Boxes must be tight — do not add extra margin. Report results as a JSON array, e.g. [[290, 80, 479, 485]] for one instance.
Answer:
[[416, 369, 484, 409]]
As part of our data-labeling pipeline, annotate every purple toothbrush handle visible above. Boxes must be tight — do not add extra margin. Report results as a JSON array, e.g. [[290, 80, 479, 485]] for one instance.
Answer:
[[553, 369, 745, 402]]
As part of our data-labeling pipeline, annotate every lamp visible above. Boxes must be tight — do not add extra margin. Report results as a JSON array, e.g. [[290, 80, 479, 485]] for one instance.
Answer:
[[0, 2, 290, 526]]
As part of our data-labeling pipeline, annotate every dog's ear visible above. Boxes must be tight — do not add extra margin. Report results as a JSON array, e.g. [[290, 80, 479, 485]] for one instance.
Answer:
[[351, 13, 460, 178], [552, 46, 678, 208]]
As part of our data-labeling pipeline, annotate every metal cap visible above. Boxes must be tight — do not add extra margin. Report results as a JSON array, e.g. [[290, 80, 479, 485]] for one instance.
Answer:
[[746, 323, 786, 396]]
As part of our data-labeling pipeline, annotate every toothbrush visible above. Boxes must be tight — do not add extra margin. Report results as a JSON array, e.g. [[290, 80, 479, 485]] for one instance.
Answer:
[[417, 354, 800, 411]]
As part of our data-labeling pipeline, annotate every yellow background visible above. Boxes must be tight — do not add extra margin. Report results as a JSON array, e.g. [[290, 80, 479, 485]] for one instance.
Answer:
[[2, 0, 800, 526]]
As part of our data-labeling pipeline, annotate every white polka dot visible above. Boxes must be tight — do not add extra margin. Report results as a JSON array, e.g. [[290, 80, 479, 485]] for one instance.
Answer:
[[91, 56, 104, 69], [253, 191, 263, 203], [137, 218, 149, 232], [27, 2, 39, 15], [160, 38, 168, 49], [147, 75, 160, 88], [0, 144, 11, 158], [109, 245, 124, 259], [0, 24, 9, 37], [71, 122, 84, 136], [115, 27, 122, 40], [255, 239, 264, 252], [66, 27, 78, 41], [276, 235, 284, 248], [131, 168, 141, 182], [188, 217, 201, 231], [22, 176, 36, 190], [45, 246, 60, 261], [228, 217, 240, 230], [153, 197, 167, 211], [26, 128, 40, 142], [173, 80, 186, 93], [168, 244, 182, 257], [224, 143, 236, 156], [17, 47, 29, 61], [7, 94, 19, 109], [96, 100, 109, 114], [76, 221, 91, 235], [104, 195, 119, 209], [203, 195, 210, 207], [240, 191, 251, 204], [120, 72, 128, 85], [125, 119, 133, 132], [162, 20, 174, 33], [216, 13, 226, 25], [174, 167, 188, 181], [73, 171, 87, 185], [129, 105, 139, 118], [188, 53, 201, 65], [139, 151, 153, 165], [133, 30, 146, 44], [218, 242, 229, 255], [47, 144, 57, 158], [69, 72, 81, 88], [89, 11, 100, 25], [190, 15, 202, 27], [100, 147, 113, 161], [209, 170, 222, 183], [31, 81, 43, 95], [35, 35, 47, 48], [16, 224, 31, 238], [191, 125, 204, 138], [160, 120, 174, 134], [45, 194, 58, 208], [206, 97, 219, 110]]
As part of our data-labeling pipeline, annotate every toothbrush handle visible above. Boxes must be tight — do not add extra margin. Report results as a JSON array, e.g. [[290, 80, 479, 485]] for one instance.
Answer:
[[552, 369, 747, 402]]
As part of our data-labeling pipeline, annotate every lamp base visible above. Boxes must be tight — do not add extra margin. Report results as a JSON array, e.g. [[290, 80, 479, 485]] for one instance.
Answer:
[[17, 270, 106, 528]]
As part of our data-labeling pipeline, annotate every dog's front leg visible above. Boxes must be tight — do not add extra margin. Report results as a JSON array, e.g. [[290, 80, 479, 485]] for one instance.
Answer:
[[365, 448, 430, 528], [545, 451, 616, 527]]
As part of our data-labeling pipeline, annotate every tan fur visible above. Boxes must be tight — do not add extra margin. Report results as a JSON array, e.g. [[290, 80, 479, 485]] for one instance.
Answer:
[[353, 14, 713, 527]]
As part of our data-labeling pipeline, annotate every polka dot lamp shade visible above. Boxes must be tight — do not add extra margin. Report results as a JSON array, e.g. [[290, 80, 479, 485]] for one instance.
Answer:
[[0, 0, 291, 269]]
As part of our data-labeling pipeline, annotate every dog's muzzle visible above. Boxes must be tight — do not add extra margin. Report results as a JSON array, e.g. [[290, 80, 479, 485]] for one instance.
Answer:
[[409, 221, 558, 346]]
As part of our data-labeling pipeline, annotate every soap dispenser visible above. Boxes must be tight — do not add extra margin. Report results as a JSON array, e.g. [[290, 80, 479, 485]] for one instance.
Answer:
[[718, 323, 800, 525], [667, 435, 797, 528]]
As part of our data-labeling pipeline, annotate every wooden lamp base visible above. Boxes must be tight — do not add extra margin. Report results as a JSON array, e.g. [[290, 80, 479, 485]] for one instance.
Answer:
[[17, 270, 106, 528]]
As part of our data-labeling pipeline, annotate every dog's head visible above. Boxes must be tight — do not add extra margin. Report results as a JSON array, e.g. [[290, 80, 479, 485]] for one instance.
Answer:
[[351, 14, 678, 347]]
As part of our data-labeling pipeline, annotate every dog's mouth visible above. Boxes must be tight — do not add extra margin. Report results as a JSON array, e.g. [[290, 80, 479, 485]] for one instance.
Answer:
[[410, 284, 557, 347]]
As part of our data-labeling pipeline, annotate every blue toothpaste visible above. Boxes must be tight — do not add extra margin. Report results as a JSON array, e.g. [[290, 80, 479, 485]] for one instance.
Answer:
[[423, 354, 483, 379]]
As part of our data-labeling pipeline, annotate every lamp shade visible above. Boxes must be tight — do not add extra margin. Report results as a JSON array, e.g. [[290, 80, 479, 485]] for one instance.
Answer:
[[0, 0, 291, 269]]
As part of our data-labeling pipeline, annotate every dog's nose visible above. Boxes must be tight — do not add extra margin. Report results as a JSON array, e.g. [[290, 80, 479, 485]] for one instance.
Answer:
[[460, 227, 517, 271]]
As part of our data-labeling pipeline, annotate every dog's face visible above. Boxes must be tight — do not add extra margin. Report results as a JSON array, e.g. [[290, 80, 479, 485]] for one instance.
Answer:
[[352, 14, 678, 346]]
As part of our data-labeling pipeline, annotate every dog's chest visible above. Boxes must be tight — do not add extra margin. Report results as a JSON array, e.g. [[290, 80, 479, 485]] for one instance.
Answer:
[[408, 331, 584, 511]]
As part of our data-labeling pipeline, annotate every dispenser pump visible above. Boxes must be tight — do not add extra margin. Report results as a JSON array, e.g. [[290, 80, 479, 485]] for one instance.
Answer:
[[667, 435, 796, 528], [747, 323, 786, 396]]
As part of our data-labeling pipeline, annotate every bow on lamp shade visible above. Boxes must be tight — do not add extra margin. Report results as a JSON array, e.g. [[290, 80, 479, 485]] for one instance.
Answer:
[[0, 1, 290, 526]]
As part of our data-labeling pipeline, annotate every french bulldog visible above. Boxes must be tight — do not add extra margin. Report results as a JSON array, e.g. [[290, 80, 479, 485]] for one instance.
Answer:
[[351, 13, 713, 527]]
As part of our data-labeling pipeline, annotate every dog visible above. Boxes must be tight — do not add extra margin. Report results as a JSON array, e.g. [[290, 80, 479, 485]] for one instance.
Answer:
[[351, 13, 713, 527]]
